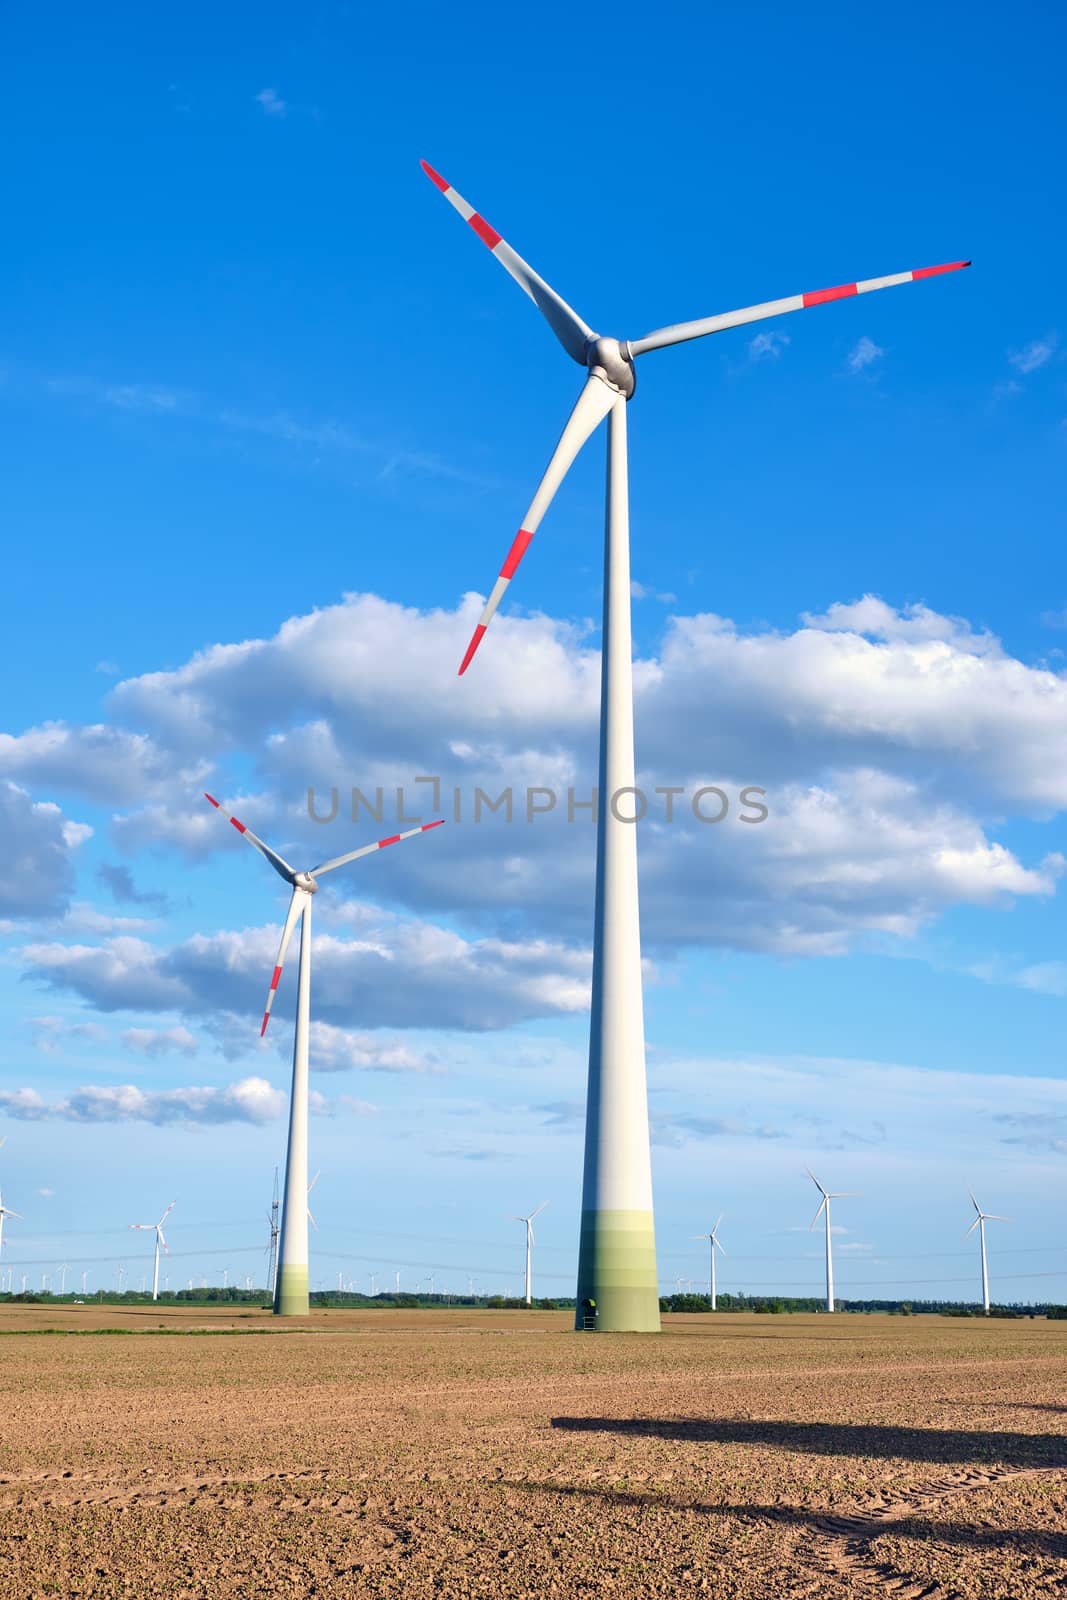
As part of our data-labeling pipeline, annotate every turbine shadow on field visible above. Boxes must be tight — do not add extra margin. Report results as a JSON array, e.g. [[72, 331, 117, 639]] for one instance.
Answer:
[[551, 1417, 1067, 1469], [505, 1481, 1067, 1557]]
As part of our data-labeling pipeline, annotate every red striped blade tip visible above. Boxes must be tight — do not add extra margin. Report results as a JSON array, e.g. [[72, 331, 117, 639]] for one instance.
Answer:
[[420, 160, 449, 192], [459, 624, 487, 676], [260, 1014, 271, 1037], [204, 792, 219, 807], [423, 820, 445, 831], [913, 260, 971, 279], [378, 834, 401, 848]]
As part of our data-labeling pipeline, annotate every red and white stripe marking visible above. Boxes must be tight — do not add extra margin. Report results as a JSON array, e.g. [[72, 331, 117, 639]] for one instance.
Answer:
[[459, 528, 534, 675], [801, 261, 970, 309], [205, 792, 246, 833], [421, 160, 503, 251]]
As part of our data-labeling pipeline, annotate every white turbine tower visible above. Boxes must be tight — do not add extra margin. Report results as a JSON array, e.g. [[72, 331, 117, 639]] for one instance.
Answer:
[[512, 1202, 548, 1305], [692, 1215, 726, 1309], [129, 1201, 175, 1302], [0, 1188, 22, 1259], [966, 1190, 1008, 1315], [807, 1170, 858, 1313], [205, 795, 444, 1316], [422, 160, 968, 1333]]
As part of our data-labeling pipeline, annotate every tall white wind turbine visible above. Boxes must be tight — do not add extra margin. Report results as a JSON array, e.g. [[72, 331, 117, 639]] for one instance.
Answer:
[[205, 795, 444, 1315], [0, 1188, 22, 1259], [807, 1170, 857, 1313], [692, 1215, 726, 1309], [512, 1201, 548, 1305], [422, 160, 968, 1333], [129, 1201, 175, 1301], [966, 1190, 1008, 1315]]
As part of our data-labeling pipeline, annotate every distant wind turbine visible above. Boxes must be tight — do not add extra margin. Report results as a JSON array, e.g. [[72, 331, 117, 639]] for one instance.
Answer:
[[512, 1202, 548, 1305], [966, 1190, 1008, 1315], [128, 1201, 175, 1301], [205, 794, 444, 1316], [692, 1215, 726, 1309], [806, 1170, 858, 1313], [0, 1188, 22, 1258]]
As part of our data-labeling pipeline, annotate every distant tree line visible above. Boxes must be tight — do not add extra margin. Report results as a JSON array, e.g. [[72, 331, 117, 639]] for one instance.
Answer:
[[657, 1292, 1065, 1317]]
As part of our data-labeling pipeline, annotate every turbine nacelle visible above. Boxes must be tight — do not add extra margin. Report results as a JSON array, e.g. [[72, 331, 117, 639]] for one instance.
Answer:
[[585, 336, 635, 398], [292, 871, 319, 894]]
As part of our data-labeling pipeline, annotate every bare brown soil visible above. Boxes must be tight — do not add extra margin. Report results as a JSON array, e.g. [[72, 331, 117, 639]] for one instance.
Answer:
[[0, 1307, 1063, 1598]]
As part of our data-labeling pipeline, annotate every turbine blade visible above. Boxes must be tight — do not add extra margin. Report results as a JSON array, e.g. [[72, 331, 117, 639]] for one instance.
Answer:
[[308, 1171, 320, 1195], [307, 1207, 318, 1232], [629, 260, 971, 357], [420, 160, 594, 364], [964, 1218, 980, 1237], [158, 1201, 176, 1226], [458, 376, 617, 674], [4, 1209, 22, 1220], [530, 1201, 549, 1220], [311, 818, 444, 879], [714, 1237, 727, 1255], [260, 888, 308, 1036], [985, 1214, 1009, 1221], [204, 794, 295, 883], [968, 1190, 983, 1215], [158, 1232, 169, 1254], [810, 1199, 827, 1231], [713, 1213, 723, 1234], [805, 1168, 827, 1197]]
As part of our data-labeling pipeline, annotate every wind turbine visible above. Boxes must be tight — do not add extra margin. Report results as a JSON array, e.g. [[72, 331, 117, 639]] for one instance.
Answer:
[[128, 1201, 174, 1302], [0, 1188, 22, 1258], [512, 1201, 548, 1305], [204, 795, 444, 1316], [265, 1165, 280, 1297], [692, 1215, 726, 1310], [306, 1171, 320, 1232], [807, 1170, 858, 1313], [966, 1190, 1008, 1315], [421, 160, 969, 1334]]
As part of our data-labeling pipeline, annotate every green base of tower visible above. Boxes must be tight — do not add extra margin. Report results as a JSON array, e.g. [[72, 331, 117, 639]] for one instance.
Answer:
[[575, 1208, 660, 1332], [273, 1262, 309, 1316]]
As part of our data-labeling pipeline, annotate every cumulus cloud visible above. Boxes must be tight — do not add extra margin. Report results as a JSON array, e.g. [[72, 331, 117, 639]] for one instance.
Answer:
[[0, 1076, 286, 1125], [7, 589, 1067, 960], [0, 781, 90, 918], [0, 723, 188, 805], [97, 863, 170, 912], [21, 912, 592, 1033]]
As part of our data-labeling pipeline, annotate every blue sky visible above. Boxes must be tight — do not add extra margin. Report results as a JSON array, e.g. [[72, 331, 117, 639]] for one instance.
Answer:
[[1, 1, 1064, 1303]]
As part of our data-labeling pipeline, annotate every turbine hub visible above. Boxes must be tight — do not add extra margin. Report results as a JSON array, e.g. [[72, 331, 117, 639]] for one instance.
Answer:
[[293, 871, 318, 894], [585, 336, 635, 399]]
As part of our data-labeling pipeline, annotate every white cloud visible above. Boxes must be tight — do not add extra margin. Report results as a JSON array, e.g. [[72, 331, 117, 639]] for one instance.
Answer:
[[1008, 334, 1057, 375], [21, 913, 592, 1034], [0, 782, 90, 918], [0, 723, 186, 806], [747, 330, 790, 362], [7, 590, 1067, 961], [846, 336, 884, 373], [0, 1076, 286, 1125], [121, 1025, 199, 1058], [254, 88, 287, 118]]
